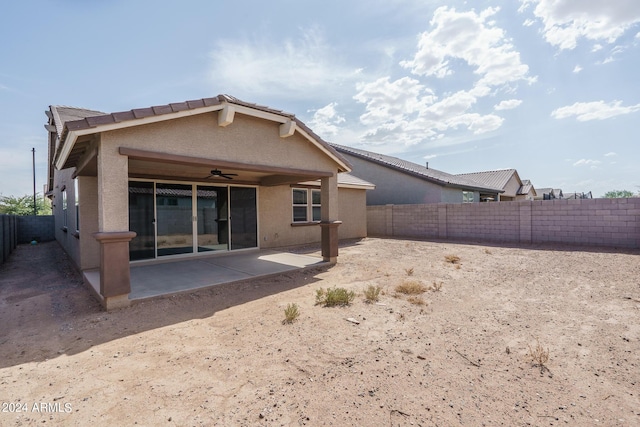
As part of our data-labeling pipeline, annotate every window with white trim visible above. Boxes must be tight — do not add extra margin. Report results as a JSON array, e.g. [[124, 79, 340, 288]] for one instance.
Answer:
[[62, 188, 68, 228], [462, 191, 474, 203], [292, 188, 322, 223], [74, 178, 79, 232]]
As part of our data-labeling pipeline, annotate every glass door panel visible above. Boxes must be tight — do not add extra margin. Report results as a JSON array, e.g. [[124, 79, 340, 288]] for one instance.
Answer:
[[230, 187, 257, 250], [156, 183, 193, 257], [196, 185, 229, 252], [129, 181, 155, 261]]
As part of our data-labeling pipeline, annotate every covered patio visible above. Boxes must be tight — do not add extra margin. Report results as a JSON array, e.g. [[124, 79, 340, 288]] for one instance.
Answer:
[[83, 249, 327, 302]]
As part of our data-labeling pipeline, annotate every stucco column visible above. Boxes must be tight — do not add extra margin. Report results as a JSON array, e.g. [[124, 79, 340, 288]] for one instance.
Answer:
[[95, 140, 134, 309], [320, 174, 341, 263]]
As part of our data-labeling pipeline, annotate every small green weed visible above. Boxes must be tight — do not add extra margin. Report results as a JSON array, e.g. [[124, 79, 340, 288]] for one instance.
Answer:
[[282, 303, 300, 324], [363, 285, 382, 303], [315, 287, 355, 307]]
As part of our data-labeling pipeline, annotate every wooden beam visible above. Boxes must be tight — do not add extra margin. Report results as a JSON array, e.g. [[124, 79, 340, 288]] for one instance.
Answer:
[[279, 120, 296, 138], [218, 105, 235, 127]]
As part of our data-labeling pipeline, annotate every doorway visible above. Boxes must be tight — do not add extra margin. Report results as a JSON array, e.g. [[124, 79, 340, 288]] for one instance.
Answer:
[[128, 181, 257, 261]]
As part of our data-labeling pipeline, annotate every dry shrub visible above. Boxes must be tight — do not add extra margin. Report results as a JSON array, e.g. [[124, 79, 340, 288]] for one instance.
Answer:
[[528, 338, 550, 373], [395, 280, 428, 295], [445, 254, 461, 264], [407, 296, 426, 306]]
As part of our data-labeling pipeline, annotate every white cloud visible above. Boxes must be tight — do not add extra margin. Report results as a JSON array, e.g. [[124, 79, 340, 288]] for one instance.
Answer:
[[354, 77, 505, 145], [208, 27, 358, 100], [551, 100, 640, 121], [494, 99, 523, 110], [424, 154, 438, 160], [400, 7, 533, 88], [353, 7, 533, 146], [573, 159, 601, 167], [307, 103, 346, 138], [522, 0, 640, 50], [523, 19, 535, 27], [573, 65, 582, 73], [604, 152, 617, 157]]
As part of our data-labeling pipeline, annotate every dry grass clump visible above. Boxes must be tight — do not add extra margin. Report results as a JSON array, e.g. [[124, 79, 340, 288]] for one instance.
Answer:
[[407, 296, 426, 306], [282, 303, 300, 324], [444, 254, 461, 264], [404, 267, 414, 276], [527, 338, 550, 373], [431, 281, 443, 292], [395, 280, 428, 295], [315, 287, 355, 307], [363, 285, 382, 303]]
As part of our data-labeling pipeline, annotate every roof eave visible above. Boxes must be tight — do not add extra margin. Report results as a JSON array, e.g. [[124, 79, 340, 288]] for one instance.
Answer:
[[54, 98, 352, 174]]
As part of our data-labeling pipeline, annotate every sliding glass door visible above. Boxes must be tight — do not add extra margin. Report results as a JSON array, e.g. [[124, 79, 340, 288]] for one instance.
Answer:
[[129, 181, 155, 261], [156, 183, 193, 257], [197, 185, 229, 252], [230, 187, 257, 250], [128, 181, 257, 261]]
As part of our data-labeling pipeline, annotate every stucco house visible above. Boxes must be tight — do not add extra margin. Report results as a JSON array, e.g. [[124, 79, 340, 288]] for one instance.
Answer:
[[331, 144, 502, 205], [456, 169, 536, 201], [45, 95, 373, 309]]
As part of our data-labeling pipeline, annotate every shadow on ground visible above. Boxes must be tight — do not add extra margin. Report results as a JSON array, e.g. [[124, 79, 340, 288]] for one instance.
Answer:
[[0, 241, 332, 369]]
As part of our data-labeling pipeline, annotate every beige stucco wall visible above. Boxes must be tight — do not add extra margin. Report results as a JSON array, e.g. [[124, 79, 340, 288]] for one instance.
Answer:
[[78, 176, 100, 270], [337, 187, 367, 239], [52, 167, 81, 268], [259, 185, 367, 249], [501, 174, 521, 199], [103, 113, 339, 173]]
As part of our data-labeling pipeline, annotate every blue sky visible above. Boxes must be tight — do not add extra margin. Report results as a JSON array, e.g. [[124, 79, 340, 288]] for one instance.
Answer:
[[1, 0, 639, 199]]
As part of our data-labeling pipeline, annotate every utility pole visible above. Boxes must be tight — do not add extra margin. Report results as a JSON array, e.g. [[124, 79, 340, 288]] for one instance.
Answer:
[[32, 147, 37, 215]]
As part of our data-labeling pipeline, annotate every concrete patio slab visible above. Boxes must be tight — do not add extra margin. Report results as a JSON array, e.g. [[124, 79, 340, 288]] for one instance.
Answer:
[[128, 249, 325, 300]]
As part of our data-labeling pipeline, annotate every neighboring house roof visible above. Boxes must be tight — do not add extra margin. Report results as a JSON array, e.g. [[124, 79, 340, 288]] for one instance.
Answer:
[[50, 94, 351, 173], [518, 179, 536, 196], [456, 169, 519, 192], [535, 187, 563, 199], [331, 144, 502, 193]]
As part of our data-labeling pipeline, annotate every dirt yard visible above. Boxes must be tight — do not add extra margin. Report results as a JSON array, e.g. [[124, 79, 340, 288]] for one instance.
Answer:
[[1, 238, 639, 426]]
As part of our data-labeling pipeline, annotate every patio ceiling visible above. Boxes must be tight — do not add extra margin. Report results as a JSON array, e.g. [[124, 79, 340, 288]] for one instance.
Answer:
[[121, 147, 333, 186]]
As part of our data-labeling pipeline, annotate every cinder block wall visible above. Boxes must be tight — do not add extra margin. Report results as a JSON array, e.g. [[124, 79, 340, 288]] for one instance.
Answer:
[[17, 215, 55, 244], [367, 199, 640, 249], [1, 214, 18, 264]]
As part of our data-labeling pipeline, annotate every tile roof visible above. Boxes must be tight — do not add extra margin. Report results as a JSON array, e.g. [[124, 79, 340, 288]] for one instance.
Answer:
[[455, 169, 518, 191], [50, 106, 106, 138], [331, 144, 502, 193]]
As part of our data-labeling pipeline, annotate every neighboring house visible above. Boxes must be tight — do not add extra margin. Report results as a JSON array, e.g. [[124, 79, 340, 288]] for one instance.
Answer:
[[534, 188, 564, 200], [46, 95, 373, 309], [456, 169, 536, 201], [518, 179, 537, 201], [331, 144, 502, 204], [564, 191, 593, 199]]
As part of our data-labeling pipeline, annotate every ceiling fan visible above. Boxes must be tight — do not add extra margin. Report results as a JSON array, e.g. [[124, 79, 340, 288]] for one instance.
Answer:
[[205, 169, 238, 180]]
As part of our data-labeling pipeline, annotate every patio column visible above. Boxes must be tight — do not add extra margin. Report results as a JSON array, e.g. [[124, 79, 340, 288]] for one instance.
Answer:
[[319, 174, 341, 263], [94, 139, 134, 309]]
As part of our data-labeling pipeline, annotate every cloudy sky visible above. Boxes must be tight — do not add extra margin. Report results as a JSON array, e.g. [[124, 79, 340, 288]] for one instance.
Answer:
[[1, 0, 639, 198]]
